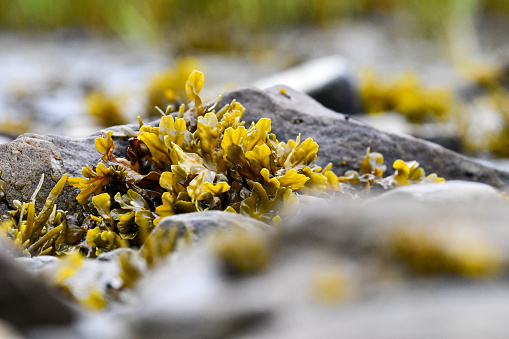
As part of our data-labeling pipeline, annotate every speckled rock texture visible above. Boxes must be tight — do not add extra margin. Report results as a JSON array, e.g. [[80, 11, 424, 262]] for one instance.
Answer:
[[0, 134, 96, 214], [0, 122, 142, 215]]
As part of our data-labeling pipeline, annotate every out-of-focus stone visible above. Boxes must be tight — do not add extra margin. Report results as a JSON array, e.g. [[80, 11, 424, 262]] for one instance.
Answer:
[[0, 251, 75, 331], [124, 190, 509, 339], [141, 210, 271, 251], [366, 180, 504, 208], [252, 55, 362, 114]]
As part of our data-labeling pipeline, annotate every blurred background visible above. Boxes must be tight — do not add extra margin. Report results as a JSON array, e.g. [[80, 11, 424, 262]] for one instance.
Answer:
[[1, 0, 509, 160]]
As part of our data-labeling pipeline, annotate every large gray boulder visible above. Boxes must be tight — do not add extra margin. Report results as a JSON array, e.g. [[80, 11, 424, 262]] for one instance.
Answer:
[[218, 86, 509, 189], [0, 134, 97, 214]]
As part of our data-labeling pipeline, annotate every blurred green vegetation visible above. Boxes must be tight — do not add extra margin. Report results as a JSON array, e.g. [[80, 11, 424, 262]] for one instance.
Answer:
[[1, 0, 508, 52]]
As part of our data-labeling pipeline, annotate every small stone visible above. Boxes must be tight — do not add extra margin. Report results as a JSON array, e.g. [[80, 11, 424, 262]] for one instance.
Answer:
[[144, 210, 271, 245]]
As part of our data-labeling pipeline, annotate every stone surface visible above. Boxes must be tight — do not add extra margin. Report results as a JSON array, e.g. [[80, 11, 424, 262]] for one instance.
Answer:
[[131, 247, 268, 339], [367, 180, 505, 207], [252, 55, 362, 114], [217, 86, 509, 189], [0, 134, 97, 214], [240, 282, 509, 339], [356, 113, 464, 153], [0, 250, 75, 331], [290, 190, 509, 260], [148, 210, 271, 241], [0, 121, 144, 215]]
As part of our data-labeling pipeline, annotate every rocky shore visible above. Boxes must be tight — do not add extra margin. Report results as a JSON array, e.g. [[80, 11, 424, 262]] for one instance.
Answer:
[[1, 84, 509, 338]]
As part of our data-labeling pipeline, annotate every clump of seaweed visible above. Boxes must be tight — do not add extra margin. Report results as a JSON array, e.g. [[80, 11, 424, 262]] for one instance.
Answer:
[[338, 148, 445, 192], [0, 70, 449, 312], [69, 70, 326, 255], [85, 90, 128, 127], [68, 70, 446, 257], [0, 70, 445, 263], [145, 57, 201, 116], [211, 227, 271, 276], [359, 69, 453, 123], [0, 174, 77, 257]]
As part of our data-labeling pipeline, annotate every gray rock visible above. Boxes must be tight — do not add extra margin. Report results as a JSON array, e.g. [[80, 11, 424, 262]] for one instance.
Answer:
[[357, 113, 464, 152], [240, 282, 509, 339], [0, 134, 97, 215], [127, 212, 273, 339], [217, 86, 509, 189], [0, 120, 144, 215], [252, 56, 362, 113], [142, 210, 271, 249], [131, 243, 276, 339], [287, 192, 509, 263], [411, 124, 463, 153], [125, 194, 509, 339], [367, 180, 504, 208], [0, 251, 75, 331]]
